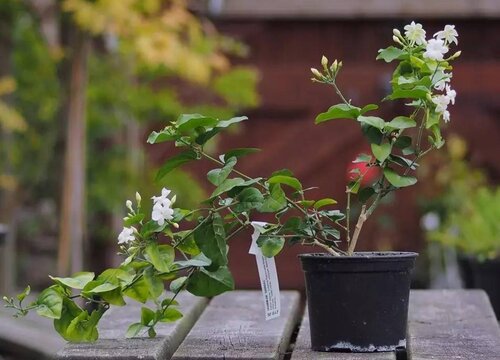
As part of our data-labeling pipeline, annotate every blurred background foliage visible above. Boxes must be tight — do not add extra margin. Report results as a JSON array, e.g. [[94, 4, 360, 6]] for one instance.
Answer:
[[0, 0, 258, 287]]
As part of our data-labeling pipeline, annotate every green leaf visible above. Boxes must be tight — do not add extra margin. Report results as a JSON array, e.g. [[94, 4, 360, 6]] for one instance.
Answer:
[[123, 276, 150, 303], [36, 287, 63, 319], [353, 153, 372, 163], [186, 267, 234, 297], [49, 272, 95, 290], [126, 323, 146, 338], [54, 298, 83, 341], [386, 116, 416, 130], [84, 282, 119, 294], [148, 327, 157, 338], [360, 104, 379, 115], [298, 200, 315, 208], [141, 307, 156, 326], [207, 157, 237, 186], [16, 285, 31, 302], [313, 198, 337, 209], [315, 104, 361, 123], [65, 307, 104, 342], [175, 114, 219, 134], [155, 150, 198, 181], [234, 187, 264, 212], [389, 154, 418, 170], [170, 276, 188, 293], [223, 148, 260, 160], [174, 233, 200, 256], [97, 268, 134, 286], [258, 184, 287, 213], [210, 178, 245, 198], [194, 217, 227, 267], [361, 123, 383, 144], [194, 116, 249, 145], [100, 288, 126, 306], [394, 136, 412, 149], [376, 46, 405, 62], [145, 243, 175, 273], [371, 142, 392, 162], [386, 86, 429, 100], [159, 308, 183, 323], [383, 168, 417, 188], [143, 267, 164, 299], [175, 253, 212, 268], [347, 179, 361, 194], [256, 235, 285, 257], [358, 187, 376, 203], [358, 116, 386, 130], [147, 129, 176, 144], [267, 175, 302, 191], [124, 213, 145, 227]]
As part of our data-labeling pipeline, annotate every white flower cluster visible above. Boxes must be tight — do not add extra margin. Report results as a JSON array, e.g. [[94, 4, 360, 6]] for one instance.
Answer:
[[403, 22, 458, 61], [398, 22, 459, 123], [118, 226, 136, 245], [151, 188, 175, 226], [117, 188, 175, 245]]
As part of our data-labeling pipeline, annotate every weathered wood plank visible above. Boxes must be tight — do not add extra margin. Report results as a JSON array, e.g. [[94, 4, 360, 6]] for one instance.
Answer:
[[291, 308, 396, 360], [56, 292, 208, 360], [172, 290, 301, 360], [408, 289, 500, 360]]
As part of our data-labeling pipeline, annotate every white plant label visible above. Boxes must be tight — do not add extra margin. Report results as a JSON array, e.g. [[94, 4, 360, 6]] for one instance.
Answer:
[[249, 222, 281, 320]]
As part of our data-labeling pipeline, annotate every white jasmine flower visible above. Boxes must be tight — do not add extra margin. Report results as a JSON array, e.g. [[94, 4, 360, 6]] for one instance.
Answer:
[[151, 188, 175, 226], [443, 110, 451, 123], [151, 202, 174, 226], [432, 94, 450, 113], [445, 85, 456, 105], [434, 76, 451, 91], [423, 39, 448, 61], [118, 227, 136, 244], [151, 188, 171, 205], [434, 25, 458, 45], [404, 21, 426, 45]]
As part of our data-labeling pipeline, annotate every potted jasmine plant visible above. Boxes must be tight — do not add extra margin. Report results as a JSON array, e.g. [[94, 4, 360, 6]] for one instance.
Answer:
[[3, 22, 459, 352]]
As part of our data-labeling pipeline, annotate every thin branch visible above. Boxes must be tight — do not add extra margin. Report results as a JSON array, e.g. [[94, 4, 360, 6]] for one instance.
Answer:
[[348, 205, 367, 255]]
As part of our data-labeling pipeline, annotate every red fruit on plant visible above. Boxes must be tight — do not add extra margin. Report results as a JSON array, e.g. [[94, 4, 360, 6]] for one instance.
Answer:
[[346, 156, 380, 186]]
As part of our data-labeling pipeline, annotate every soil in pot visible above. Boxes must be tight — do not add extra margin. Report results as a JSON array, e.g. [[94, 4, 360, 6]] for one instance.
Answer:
[[299, 251, 418, 352], [458, 256, 500, 319]]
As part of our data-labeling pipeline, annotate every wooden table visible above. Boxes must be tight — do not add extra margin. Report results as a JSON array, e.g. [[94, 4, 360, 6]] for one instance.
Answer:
[[3, 290, 500, 359]]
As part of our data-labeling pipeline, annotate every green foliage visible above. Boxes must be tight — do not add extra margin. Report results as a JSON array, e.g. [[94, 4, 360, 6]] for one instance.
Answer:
[[421, 136, 498, 259], [429, 187, 500, 259]]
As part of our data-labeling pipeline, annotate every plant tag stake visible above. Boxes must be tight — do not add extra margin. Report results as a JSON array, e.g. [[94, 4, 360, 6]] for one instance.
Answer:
[[249, 222, 281, 320]]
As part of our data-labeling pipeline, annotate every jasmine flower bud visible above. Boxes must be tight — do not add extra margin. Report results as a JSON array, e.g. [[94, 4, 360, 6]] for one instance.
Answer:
[[135, 191, 142, 204], [393, 29, 401, 37], [126, 200, 133, 212], [330, 59, 338, 73], [321, 55, 328, 70], [310, 67, 322, 79], [393, 35, 403, 45]]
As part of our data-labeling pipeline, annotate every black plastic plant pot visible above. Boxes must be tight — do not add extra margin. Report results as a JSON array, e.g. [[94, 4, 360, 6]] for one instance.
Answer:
[[299, 251, 418, 352], [458, 256, 500, 319]]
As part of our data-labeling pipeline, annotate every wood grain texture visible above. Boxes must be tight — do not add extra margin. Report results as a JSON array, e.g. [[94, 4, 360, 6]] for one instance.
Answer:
[[408, 289, 500, 360], [56, 292, 208, 360], [172, 290, 301, 360], [291, 308, 396, 360]]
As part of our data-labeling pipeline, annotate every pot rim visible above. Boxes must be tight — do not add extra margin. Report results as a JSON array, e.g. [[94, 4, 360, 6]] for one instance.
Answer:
[[298, 251, 418, 260]]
